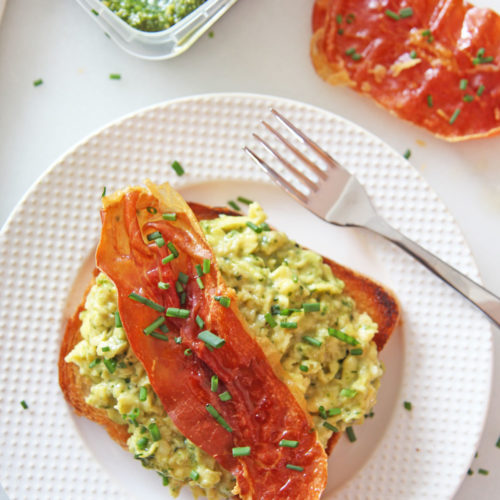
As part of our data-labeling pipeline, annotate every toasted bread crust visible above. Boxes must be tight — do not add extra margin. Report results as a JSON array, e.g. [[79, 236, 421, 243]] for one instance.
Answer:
[[59, 202, 399, 466]]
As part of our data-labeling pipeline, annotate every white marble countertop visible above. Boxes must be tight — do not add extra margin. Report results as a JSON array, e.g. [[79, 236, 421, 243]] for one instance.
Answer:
[[0, 0, 498, 498]]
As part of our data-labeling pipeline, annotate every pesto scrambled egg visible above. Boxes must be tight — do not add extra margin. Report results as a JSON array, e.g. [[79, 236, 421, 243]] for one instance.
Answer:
[[66, 204, 383, 498]]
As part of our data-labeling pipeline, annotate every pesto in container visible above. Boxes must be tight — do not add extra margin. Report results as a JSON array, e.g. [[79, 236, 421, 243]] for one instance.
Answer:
[[102, 0, 206, 32]]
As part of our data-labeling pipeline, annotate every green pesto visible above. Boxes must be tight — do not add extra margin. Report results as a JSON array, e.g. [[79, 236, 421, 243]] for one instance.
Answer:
[[102, 0, 206, 32]]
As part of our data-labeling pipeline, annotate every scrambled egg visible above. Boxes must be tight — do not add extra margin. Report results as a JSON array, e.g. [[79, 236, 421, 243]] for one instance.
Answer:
[[66, 204, 383, 498]]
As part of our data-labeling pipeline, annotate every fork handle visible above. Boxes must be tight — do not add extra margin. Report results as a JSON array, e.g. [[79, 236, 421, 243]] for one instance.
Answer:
[[365, 216, 500, 329]]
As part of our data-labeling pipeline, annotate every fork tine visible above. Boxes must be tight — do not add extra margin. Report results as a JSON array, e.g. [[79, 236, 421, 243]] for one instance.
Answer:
[[271, 108, 342, 170], [252, 133, 318, 191], [261, 120, 327, 180], [243, 146, 308, 203]]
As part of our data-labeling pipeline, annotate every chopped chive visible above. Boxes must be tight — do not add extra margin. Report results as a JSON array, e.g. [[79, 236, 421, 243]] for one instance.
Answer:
[[175, 281, 184, 293], [198, 330, 225, 349], [103, 358, 117, 374], [178, 272, 188, 284], [155, 237, 165, 248], [346, 13, 355, 23], [162, 212, 176, 221], [281, 321, 298, 329], [228, 200, 241, 211], [136, 437, 148, 450], [299, 364, 309, 372], [340, 388, 357, 398], [158, 281, 170, 290], [129, 292, 165, 312], [175, 336, 182, 344], [463, 94, 474, 102], [195, 264, 203, 276], [345, 47, 356, 56], [404, 401, 412, 411], [246, 221, 262, 233], [101, 186, 106, 197], [20, 400, 28, 409], [467, 468, 474, 475], [303, 302, 320, 312], [480, 56, 494, 63], [403, 149, 411, 160], [421, 29, 431, 37], [399, 7, 413, 18], [214, 296, 231, 308], [410, 50, 417, 59], [219, 391, 232, 401], [427, 94, 433, 107], [167, 241, 179, 258], [496, 436, 500, 448], [351, 53, 362, 61], [477, 47, 485, 57], [147, 231, 162, 241], [259, 222, 270, 232], [477, 84, 485, 96], [323, 421, 338, 432], [478, 469, 489, 475], [114, 311, 122, 328], [102, 346, 110, 352], [180, 292, 186, 305], [319, 406, 327, 419], [144, 316, 166, 336], [139, 387, 147, 401], [206, 404, 233, 432], [459, 79, 468, 90], [449, 108, 461, 124], [336, 14, 342, 24], [211, 375, 219, 392], [346, 426, 357, 442], [171, 160, 185, 176], [232, 446, 251, 457], [150, 332, 169, 341], [166, 307, 189, 318], [350, 348, 363, 356], [237, 196, 253, 205], [149, 422, 161, 441], [109, 73, 121, 80], [33, 79, 43, 87], [203, 258, 211, 274], [337, 28, 344, 35], [286, 464, 304, 471], [162, 254, 175, 264], [279, 440, 299, 448], [89, 358, 100, 368], [328, 408, 341, 416], [195, 315, 205, 328], [208, 30, 214, 38], [196, 277, 204, 289], [385, 9, 400, 20], [328, 328, 359, 346], [302, 335, 321, 346], [264, 313, 277, 327], [184, 348, 192, 356], [190, 470, 199, 481], [270, 305, 281, 315]]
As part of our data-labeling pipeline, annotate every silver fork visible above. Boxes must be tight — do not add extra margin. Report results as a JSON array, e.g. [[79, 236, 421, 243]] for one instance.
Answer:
[[244, 109, 500, 329]]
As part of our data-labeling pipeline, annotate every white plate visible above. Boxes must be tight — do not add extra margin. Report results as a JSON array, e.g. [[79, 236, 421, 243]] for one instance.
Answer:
[[0, 94, 492, 500]]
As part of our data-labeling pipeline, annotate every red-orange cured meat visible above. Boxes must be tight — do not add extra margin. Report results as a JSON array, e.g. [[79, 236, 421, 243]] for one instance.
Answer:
[[96, 183, 328, 500], [311, 0, 500, 140]]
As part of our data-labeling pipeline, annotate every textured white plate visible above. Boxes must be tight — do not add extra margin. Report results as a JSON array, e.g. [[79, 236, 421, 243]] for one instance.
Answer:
[[0, 94, 492, 500]]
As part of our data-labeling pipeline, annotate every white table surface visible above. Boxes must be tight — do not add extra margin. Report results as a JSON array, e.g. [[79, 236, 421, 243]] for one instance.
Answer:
[[0, 0, 498, 498]]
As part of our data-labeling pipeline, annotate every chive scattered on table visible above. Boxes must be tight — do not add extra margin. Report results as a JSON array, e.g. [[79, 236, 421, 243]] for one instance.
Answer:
[[478, 468, 489, 475], [101, 186, 106, 197], [33, 79, 43, 87], [109, 73, 121, 80], [20, 400, 28, 410]]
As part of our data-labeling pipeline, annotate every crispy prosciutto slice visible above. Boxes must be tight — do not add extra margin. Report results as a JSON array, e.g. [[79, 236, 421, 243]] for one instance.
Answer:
[[96, 182, 327, 500], [311, 0, 500, 140]]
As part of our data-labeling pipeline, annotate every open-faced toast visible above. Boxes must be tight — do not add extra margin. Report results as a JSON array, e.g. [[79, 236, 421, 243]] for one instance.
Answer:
[[59, 199, 399, 495]]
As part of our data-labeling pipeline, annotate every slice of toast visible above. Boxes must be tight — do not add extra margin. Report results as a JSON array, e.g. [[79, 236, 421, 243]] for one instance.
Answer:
[[59, 201, 400, 465]]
